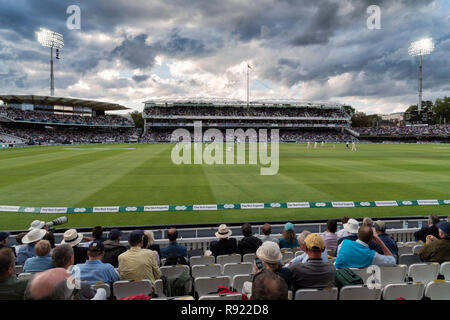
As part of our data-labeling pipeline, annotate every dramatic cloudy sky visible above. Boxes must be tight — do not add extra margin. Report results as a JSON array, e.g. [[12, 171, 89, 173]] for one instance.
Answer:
[[0, 0, 449, 114]]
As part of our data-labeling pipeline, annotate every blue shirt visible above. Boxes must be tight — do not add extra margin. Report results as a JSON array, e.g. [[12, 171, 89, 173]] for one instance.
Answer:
[[16, 243, 36, 265], [285, 250, 329, 267], [74, 260, 119, 285], [23, 254, 53, 273], [378, 233, 399, 256], [160, 242, 188, 259]]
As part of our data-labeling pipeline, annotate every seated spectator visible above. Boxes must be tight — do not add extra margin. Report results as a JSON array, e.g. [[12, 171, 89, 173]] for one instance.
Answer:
[[145, 230, 161, 259], [210, 224, 238, 257], [17, 228, 47, 265], [0, 232, 12, 255], [238, 223, 263, 255], [285, 231, 328, 266], [289, 234, 336, 291], [78, 226, 104, 248], [74, 240, 119, 286], [23, 240, 53, 273], [103, 229, 127, 268], [0, 247, 30, 300], [414, 214, 440, 242], [28, 220, 46, 231], [160, 228, 187, 259], [251, 269, 289, 300], [322, 219, 339, 255], [259, 223, 279, 244], [43, 231, 56, 249], [362, 217, 374, 228], [52, 244, 74, 270], [118, 230, 161, 284], [142, 232, 160, 266], [254, 241, 291, 286], [373, 220, 398, 256], [278, 222, 299, 249], [419, 221, 450, 263], [337, 219, 383, 254], [13, 232, 27, 257], [61, 229, 88, 265], [335, 226, 396, 269], [24, 268, 101, 300], [336, 216, 350, 238]]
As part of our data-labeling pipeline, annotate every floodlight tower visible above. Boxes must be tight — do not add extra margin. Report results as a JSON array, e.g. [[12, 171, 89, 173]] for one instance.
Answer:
[[36, 28, 64, 96], [408, 38, 434, 112]]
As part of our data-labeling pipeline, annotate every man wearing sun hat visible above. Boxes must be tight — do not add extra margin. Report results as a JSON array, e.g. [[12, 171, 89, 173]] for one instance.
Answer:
[[16, 228, 47, 265], [28, 220, 47, 231], [337, 218, 383, 254], [210, 224, 237, 257], [419, 221, 450, 263], [289, 233, 335, 292], [61, 229, 88, 265]]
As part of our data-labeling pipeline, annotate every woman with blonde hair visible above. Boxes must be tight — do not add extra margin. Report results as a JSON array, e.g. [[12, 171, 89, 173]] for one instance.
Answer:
[[144, 230, 161, 265], [279, 222, 299, 249]]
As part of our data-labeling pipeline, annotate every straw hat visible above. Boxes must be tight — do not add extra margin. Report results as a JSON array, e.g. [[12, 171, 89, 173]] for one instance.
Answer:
[[61, 229, 83, 247], [215, 224, 232, 239], [22, 228, 47, 244]]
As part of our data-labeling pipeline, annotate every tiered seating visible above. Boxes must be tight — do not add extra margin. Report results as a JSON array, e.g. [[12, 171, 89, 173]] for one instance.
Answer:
[[339, 285, 382, 300], [294, 287, 338, 300], [113, 279, 152, 299], [424, 281, 450, 300], [407, 263, 440, 285]]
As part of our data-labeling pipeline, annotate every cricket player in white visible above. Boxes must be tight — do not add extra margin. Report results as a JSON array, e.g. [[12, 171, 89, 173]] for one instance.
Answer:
[[351, 141, 357, 151]]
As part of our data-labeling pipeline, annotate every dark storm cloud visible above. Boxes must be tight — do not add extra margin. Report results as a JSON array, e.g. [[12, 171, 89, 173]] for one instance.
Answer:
[[132, 75, 150, 83]]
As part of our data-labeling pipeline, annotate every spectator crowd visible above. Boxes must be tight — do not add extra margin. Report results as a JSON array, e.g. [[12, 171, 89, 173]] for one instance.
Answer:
[[0, 214, 449, 300]]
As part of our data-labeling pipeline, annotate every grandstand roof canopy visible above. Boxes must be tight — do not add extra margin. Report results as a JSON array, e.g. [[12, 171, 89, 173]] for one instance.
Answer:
[[0, 95, 129, 111], [143, 97, 343, 109]]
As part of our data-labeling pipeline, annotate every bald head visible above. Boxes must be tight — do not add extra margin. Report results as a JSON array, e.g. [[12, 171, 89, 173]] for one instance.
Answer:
[[358, 226, 374, 244], [26, 268, 72, 300]]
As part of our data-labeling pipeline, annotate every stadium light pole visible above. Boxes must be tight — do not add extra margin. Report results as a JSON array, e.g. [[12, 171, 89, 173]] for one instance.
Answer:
[[36, 28, 64, 96], [408, 38, 434, 112]]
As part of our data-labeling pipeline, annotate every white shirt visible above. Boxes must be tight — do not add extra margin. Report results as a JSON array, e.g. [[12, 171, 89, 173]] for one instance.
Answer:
[[336, 229, 350, 239], [336, 239, 396, 266]]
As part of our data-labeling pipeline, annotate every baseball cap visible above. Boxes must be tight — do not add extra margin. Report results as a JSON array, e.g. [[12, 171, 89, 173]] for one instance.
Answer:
[[108, 229, 122, 241], [88, 240, 104, 252], [304, 233, 325, 251], [129, 230, 145, 244], [437, 221, 450, 237], [0, 232, 10, 242]]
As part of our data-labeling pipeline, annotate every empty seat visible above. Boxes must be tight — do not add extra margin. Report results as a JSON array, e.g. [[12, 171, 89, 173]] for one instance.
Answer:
[[222, 262, 253, 278], [189, 255, 215, 267], [199, 293, 242, 300], [408, 263, 440, 285], [191, 264, 222, 279], [439, 262, 450, 280], [382, 282, 424, 300], [217, 254, 241, 265], [294, 287, 338, 300], [92, 283, 111, 298], [339, 285, 381, 300], [194, 276, 231, 297], [153, 279, 164, 297], [424, 280, 450, 300], [242, 253, 256, 263], [378, 265, 407, 287], [113, 279, 152, 299], [349, 268, 371, 284], [231, 274, 252, 292], [14, 265, 23, 275], [160, 265, 190, 278], [397, 246, 413, 256], [412, 245, 423, 255], [281, 251, 294, 263], [398, 254, 422, 266]]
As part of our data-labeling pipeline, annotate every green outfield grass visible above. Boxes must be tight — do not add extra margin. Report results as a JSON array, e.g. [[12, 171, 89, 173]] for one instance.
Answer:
[[0, 142, 449, 230]]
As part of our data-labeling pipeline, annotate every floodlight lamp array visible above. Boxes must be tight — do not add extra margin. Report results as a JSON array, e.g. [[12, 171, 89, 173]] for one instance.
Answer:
[[36, 28, 64, 49], [408, 38, 434, 56]]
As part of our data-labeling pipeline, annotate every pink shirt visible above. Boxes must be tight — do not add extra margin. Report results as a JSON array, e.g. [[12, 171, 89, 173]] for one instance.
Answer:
[[322, 232, 338, 250]]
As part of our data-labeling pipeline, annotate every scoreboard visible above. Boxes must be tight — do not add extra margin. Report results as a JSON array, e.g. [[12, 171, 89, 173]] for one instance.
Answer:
[[404, 106, 433, 125]]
